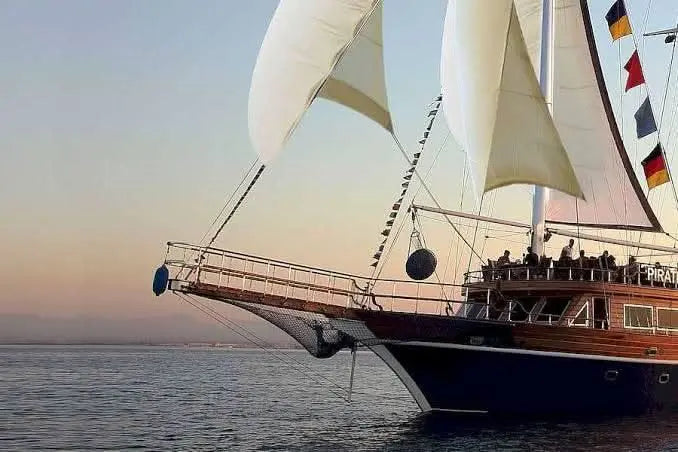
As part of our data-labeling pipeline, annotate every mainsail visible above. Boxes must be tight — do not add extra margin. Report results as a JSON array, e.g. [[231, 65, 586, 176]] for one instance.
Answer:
[[441, 0, 583, 202], [248, 0, 391, 163], [513, 0, 662, 231]]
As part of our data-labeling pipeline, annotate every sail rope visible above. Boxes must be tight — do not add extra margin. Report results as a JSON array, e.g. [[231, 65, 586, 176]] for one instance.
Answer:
[[478, 192, 499, 262], [205, 164, 266, 250], [622, 3, 678, 261], [637, 11, 678, 261], [173, 292, 411, 403], [465, 195, 485, 278], [411, 211, 451, 304], [370, 95, 442, 274], [372, 131, 452, 294], [371, 100, 451, 280], [184, 164, 265, 279], [177, 159, 260, 279], [415, 214, 527, 235], [391, 133, 484, 264], [444, 154, 469, 295], [654, 26, 678, 215], [197, 159, 259, 247]]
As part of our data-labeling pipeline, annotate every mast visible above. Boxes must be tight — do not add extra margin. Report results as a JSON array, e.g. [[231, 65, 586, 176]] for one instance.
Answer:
[[531, 0, 555, 256]]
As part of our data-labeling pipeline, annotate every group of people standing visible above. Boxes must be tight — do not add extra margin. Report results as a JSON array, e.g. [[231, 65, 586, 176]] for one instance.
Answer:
[[495, 239, 617, 271], [558, 239, 617, 270]]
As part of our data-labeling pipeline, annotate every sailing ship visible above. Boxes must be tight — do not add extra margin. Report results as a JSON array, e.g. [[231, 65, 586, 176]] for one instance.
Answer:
[[153, 0, 678, 416]]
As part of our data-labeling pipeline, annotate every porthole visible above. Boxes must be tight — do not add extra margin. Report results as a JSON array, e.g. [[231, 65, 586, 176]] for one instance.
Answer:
[[659, 373, 670, 384], [604, 370, 619, 382]]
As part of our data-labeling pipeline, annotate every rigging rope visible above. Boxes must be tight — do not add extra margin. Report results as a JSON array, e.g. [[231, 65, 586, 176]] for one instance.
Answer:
[[177, 160, 260, 279], [198, 159, 259, 247], [370, 95, 442, 274], [391, 133, 484, 264], [372, 129, 450, 280], [445, 154, 468, 291], [637, 12, 678, 261], [205, 164, 266, 250], [465, 195, 485, 277], [625, 5, 678, 259]]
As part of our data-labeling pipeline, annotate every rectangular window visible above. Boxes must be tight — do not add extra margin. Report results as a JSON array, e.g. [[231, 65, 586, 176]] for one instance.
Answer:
[[624, 305, 653, 329], [657, 308, 678, 330]]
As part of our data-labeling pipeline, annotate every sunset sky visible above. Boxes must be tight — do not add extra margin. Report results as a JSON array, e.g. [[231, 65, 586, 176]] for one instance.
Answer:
[[2, 1, 678, 338]]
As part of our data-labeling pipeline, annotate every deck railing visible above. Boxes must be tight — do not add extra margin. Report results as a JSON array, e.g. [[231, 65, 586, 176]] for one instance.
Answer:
[[463, 263, 678, 289], [164, 242, 615, 327], [165, 242, 466, 316]]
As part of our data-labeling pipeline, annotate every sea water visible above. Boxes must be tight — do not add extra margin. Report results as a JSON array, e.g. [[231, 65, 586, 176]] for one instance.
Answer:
[[1, 345, 677, 451]]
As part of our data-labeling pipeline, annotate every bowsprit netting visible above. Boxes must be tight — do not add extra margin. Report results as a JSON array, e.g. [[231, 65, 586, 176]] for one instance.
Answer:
[[229, 301, 355, 358]]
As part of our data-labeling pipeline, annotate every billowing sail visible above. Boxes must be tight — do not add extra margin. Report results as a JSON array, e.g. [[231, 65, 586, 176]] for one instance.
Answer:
[[248, 0, 391, 163], [513, 0, 661, 231], [441, 0, 583, 202]]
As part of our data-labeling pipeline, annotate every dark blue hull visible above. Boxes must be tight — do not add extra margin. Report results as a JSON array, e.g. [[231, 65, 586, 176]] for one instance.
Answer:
[[385, 343, 678, 416]]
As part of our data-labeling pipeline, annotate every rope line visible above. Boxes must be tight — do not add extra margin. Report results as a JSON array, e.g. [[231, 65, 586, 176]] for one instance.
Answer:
[[373, 130, 450, 280], [206, 164, 266, 249], [198, 159, 259, 247], [391, 133, 484, 263]]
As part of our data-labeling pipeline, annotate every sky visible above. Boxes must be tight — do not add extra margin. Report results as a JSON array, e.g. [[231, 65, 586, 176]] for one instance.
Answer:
[[2, 1, 678, 340]]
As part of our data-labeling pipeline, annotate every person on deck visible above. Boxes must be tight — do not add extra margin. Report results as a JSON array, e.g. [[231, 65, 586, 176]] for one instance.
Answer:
[[497, 250, 511, 266], [524, 246, 539, 267], [562, 239, 575, 259], [608, 254, 617, 272], [598, 250, 610, 270], [574, 250, 586, 279], [627, 256, 639, 283]]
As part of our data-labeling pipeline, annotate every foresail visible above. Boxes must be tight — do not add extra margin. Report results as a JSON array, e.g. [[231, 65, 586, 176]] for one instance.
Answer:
[[514, 0, 661, 231], [248, 0, 391, 163], [441, 0, 583, 201]]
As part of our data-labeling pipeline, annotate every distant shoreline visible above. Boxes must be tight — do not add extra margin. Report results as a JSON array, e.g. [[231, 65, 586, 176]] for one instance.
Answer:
[[0, 342, 303, 348]]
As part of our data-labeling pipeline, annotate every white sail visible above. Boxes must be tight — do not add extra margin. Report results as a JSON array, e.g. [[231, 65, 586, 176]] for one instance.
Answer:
[[441, 0, 583, 202], [513, 0, 661, 231], [248, 0, 391, 164]]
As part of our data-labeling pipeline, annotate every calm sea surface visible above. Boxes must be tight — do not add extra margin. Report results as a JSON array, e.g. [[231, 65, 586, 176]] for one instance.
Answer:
[[2, 345, 678, 451]]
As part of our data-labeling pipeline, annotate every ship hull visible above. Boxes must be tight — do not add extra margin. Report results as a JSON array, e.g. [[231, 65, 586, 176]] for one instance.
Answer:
[[377, 341, 678, 416], [173, 279, 678, 418]]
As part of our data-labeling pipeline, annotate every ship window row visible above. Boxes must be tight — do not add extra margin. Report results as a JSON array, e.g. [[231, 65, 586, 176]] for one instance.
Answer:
[[623, 305, 678, 330]]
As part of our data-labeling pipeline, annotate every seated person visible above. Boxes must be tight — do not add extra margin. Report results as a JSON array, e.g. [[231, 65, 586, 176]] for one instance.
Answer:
[[497, 250, 511, 266], [523, 246, 539, 267]]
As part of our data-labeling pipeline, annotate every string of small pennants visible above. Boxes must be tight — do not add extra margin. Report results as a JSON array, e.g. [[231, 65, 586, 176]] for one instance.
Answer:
[[607, 0, 669, 189], [370, 95, 442, 269]]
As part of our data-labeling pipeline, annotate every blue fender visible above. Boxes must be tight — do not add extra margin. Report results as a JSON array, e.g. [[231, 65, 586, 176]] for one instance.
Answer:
[[152, 264, 169, 296]]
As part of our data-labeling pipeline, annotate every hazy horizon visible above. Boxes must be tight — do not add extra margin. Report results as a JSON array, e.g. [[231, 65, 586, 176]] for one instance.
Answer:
[[0, 312, 297, 345]]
